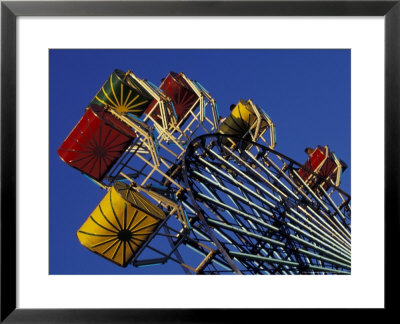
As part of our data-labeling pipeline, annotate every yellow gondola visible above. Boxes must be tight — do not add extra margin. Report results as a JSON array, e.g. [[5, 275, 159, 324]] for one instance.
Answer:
[[77, 181, 166, 267], [217, 99, 271, 149]]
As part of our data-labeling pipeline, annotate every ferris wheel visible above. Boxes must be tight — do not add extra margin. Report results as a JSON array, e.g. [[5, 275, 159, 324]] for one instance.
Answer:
[[57, 69, 351, 275]]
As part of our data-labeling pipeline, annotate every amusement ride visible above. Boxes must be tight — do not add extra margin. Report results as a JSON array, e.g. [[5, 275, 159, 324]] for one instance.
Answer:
[[58, 69, 351, 275]]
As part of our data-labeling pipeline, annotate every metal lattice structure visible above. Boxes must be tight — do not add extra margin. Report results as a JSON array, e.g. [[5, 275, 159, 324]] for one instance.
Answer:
[[182, 134, 351, 274], [58, 69, 351, 275]]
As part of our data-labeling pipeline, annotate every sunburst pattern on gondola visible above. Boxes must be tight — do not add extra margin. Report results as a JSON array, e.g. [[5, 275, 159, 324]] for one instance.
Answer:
[[163, 72, 198, 122], [57, 105, 136, 181], [145, 72, 199, 123], [90, 69, 153, 116], [77, 182, 166, 267]]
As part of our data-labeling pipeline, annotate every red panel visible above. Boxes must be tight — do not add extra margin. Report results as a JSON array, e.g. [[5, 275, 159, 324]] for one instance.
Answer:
[[319, 158, 337, 179], [298, 146, 342, 188], [310, 148, 326, 170], [58, 105, 136, 181], [145, 72, 199, 124], [299, 147, 327, 180], [298, 160, 311, 179]]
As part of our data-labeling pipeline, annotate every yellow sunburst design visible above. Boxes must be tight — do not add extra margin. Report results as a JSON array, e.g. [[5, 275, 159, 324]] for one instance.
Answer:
[[110, 74, 148, 114], [91, 71, 151, 116], [77, 182, 165, 267]]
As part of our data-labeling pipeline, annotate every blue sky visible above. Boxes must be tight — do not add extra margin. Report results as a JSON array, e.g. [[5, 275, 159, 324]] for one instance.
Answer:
[[49, 49, 350, 274]]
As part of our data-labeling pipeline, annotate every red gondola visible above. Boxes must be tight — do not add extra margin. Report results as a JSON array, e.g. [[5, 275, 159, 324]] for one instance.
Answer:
[[298, 145, 347, 189], [57, 104, 136, 181], [145, 72, 199, 124]]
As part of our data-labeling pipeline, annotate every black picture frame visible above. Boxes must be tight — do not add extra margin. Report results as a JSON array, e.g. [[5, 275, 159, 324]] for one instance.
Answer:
[[1, 0, 398, 322]]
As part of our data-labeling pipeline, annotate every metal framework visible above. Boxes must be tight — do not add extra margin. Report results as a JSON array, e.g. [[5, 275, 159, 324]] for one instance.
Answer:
[[182, 134, 351, 274], [58, 69, 351, 275], [106, 134, 351, 274], [99, 71, 222, 229]]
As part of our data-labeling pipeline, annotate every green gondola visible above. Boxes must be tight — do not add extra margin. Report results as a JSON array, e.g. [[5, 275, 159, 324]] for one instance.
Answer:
[[90, 69, 153, 116]]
